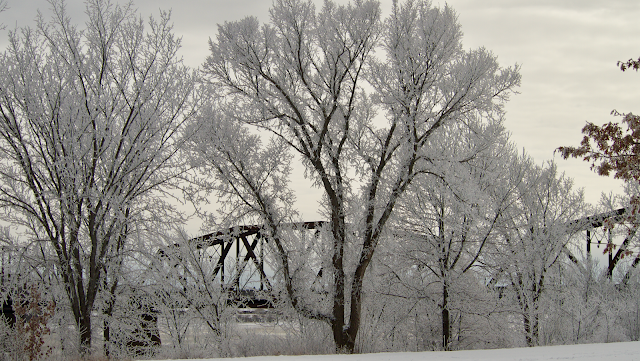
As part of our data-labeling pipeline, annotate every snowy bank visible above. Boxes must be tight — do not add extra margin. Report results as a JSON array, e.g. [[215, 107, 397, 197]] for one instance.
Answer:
[[158, 341, 640, 361]]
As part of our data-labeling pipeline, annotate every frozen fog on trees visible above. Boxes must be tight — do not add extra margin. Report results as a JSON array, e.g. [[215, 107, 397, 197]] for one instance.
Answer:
[[200, 0, 520, 352], [0, 0, 197, 354], [492, 157, 585, 346], [387, 121, 514, 350], [5, 0, 628, 358]]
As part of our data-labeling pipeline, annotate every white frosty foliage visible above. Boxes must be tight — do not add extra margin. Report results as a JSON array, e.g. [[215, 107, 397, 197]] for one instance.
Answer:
[[0, 0, 197, 353], [200, 0, 519, 351]]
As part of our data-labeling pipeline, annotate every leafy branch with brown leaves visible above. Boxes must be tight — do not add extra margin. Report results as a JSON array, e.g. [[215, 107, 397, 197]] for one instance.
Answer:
[[558, 54, 640, 187], [618, 57, 640, 72], [558, 56, 640, 259], [557, 111, 640, 183], [14, 286, 55, 361]]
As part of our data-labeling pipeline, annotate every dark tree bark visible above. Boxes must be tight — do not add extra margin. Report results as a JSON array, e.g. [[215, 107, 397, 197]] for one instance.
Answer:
[[0, 1, 196, 354], [202, 0, 519, 353]]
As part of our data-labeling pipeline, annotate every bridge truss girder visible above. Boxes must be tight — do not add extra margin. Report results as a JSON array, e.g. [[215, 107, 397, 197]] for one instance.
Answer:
[[189, 221, 327, 295]]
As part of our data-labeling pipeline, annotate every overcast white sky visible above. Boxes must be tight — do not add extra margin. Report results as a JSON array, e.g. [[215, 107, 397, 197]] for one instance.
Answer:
[[1, 0, 639, 220]]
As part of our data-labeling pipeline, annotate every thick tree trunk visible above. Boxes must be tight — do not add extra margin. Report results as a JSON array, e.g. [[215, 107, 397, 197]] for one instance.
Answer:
[[523, 305, 539, 346], [523, 311, 532, 346], [333, 328, 354, 354], [79, 311, 92, 354], [442, 281, 450, 350], [330, 205, 350, 353], [103, 288, 117, 357], [65, 264, 99, 355]]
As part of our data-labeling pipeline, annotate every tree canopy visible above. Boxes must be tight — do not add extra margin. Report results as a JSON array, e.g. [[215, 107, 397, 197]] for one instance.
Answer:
[[201, 0, 520, 352], [0, 0, 198, 353]]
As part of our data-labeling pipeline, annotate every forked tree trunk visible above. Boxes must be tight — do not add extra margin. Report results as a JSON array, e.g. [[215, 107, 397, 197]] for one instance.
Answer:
[[523, 303, 539, 346]]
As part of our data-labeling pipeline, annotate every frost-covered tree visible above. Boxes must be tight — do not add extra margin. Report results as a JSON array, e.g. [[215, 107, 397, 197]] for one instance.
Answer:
[[144, 229, 236, 355], [494, 158, 585, 346], [389, 124, 514, 350], [202, 0, 519, 352], [0, 0, 197, 353]]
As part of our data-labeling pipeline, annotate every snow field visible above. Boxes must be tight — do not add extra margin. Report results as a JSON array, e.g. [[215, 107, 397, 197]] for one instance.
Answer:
[[156, 341, 640, 361]]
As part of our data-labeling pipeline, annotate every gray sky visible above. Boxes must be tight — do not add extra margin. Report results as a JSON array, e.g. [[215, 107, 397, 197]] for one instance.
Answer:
[[1, 0, 638, 220]]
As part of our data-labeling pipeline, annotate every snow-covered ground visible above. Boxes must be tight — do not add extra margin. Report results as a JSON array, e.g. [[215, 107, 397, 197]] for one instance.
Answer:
[[157, 341, 640, 361]]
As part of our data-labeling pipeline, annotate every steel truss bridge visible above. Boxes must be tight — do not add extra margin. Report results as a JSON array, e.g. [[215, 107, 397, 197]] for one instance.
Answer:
[[176, 221, 328, 307], [565, 207, 639, 282], [181, 207, 636, 298], [1, 208, 638, 331], [155, 207, 639, 310]]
